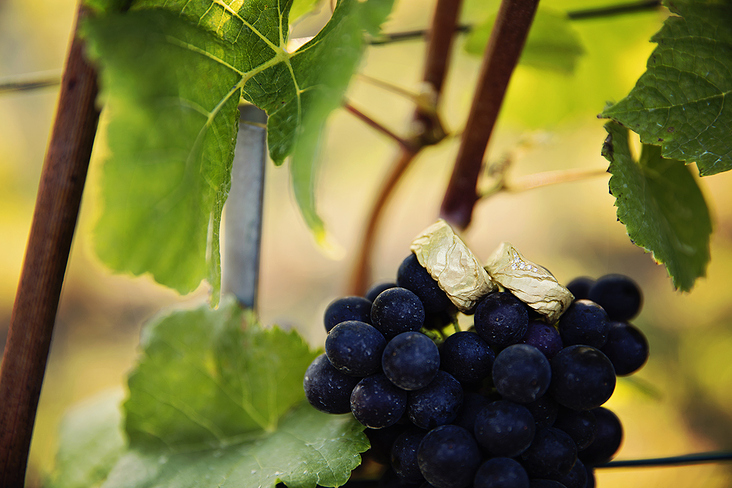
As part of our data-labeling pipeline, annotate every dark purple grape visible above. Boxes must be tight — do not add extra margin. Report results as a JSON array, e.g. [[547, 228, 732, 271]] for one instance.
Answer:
[[601, 321, 649, 376], [554, 407, 596, 451], [474, 400, 535, 457], [557, 300, 610, 349], [550, 345, 616, 411], [397, 253, 453, 313], [440, 331, 495, 384], [418, 425, 481, 488], [371, 287, 425, 339], [382, 331, 440, 390], [473, 457, 530, 488], [548, 458, 588, 488], [524, 395, 559, 429], [408, 371, 463, 429], [324, 296, 372, 332], [325, 321, 386, 377], [588, 274, 642, 321], [474, 292, 530, 347], [364, 424, 405, 464], [521, 320, 563, 359], [391, 428, 428, 483], [566, 277, 595, 300], [303, 354, 360, 414], [350, 374, 408, 429], [579, 407, 623, 465], [366, 282, 397, 302], [520, 427, 577, 478], [493, 344, 552, 404]]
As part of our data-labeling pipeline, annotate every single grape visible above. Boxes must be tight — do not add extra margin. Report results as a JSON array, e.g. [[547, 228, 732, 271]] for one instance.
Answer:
[[520, 427, 578, 478], [579, 407, 623, 465], [391, 428, 428, 483], [474, 292, 529, 347], [408, 370, 463, 429], [366, 282, 397, 302], [325, 321, 386, 377], [350, 374, 408, 429], [601, 321, 649, 376], [566, 277, 595, 300], [303, 354, 360, 414], [524, 395, 559, 429], [473, 400, 536, 457], [382, 331, 440, 390], [521, 320, 563, 359], [493, 344, 552, 404], [371, 287, 425, 339], [440, 331, 495, 384], [587, 274, 642, 321], [397, 253, 454, 313], [417, 424, 482, 488], [324, 296, 372, 332], [550, 345, 616, 411], [553, 407, 596, 451], [473, 457, 530, 488], [557, 300, 610, 349]]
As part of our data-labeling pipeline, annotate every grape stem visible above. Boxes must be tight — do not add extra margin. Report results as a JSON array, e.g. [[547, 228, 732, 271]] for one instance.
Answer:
[[596, 451, 732, 468], [0, 6, 99, 485], [481, 167, 609, 198], [348, 0, 462, 295], [440, 0, 540, 230], [344, 101, 415, 152]]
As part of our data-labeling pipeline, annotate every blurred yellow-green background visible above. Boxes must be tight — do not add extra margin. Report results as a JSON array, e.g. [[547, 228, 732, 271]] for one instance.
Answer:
[[2, 0, 732, 486]]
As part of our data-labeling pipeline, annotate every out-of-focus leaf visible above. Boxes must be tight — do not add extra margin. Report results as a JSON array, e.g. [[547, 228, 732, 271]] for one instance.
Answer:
[[48, 391, 126, 488], [464, 7, 585, 74], [84, 0, 394, 301], [603, 121, 712, 291], [602, 0, 732, 175]]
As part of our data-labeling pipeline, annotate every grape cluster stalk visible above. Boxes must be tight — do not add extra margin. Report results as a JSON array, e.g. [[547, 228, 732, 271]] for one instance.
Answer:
[[304, 253, 648, 488]]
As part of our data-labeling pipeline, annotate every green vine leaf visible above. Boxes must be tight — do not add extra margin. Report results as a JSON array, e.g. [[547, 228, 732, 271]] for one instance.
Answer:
[[83, 0, 394, 302], [464, 6, 585, 74], [603, 121, 712, 291], [51, 298, 368, 488], [601, 0, 732, 176], [48, 391, 126, 488]]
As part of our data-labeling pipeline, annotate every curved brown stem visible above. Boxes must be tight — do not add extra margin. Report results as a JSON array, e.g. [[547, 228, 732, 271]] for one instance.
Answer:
[[440, 0, 540, 230], [0, 6, 99, 484], [349, 0, 463, 295]]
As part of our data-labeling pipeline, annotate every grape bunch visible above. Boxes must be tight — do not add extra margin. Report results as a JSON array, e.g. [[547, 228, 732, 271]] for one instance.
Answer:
[[303, 250, 649, 488]]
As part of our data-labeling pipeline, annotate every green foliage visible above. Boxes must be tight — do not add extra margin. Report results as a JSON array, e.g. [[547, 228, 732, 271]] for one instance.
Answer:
[[83, 0, 394, 302], [50, 298, 368, 488], [48, 391, 126, 488], [602, 0, 732, 176], [464, 6, 585, 74], [603, 122, 712, 291]]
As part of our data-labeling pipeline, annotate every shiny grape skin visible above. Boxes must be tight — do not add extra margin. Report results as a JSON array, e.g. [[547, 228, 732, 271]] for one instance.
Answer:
[[397, 253, 454, 313], [382, 331, 440, 390], [408, 370, 463, 429], [350, 374, 408, 429], [417, 424, 482, 488], [324, 296, 373, 332], [473, 400, 536, 457], [474, 292, 530, 347], [493, 344, 552, 404], [579, 407, 623, 465], [303, 354, 360, 414], [440, 331, 495, 385], [371, 287, 426, 339], [557, 300, 610, 349], [550, 345, 616, 411], [391, 428, 427, 483], [601, 321, 649, 376], [520, 427, 578, 479], [521, 320, 563, 360], [325, 321, 386, 377]]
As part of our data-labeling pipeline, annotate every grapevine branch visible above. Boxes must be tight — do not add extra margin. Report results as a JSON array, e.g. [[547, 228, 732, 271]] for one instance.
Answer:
[[349, 0, 462, 295], [344, 101, 414, 151], [0, 6, 99, 485], [440, 0, 540, 230]]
